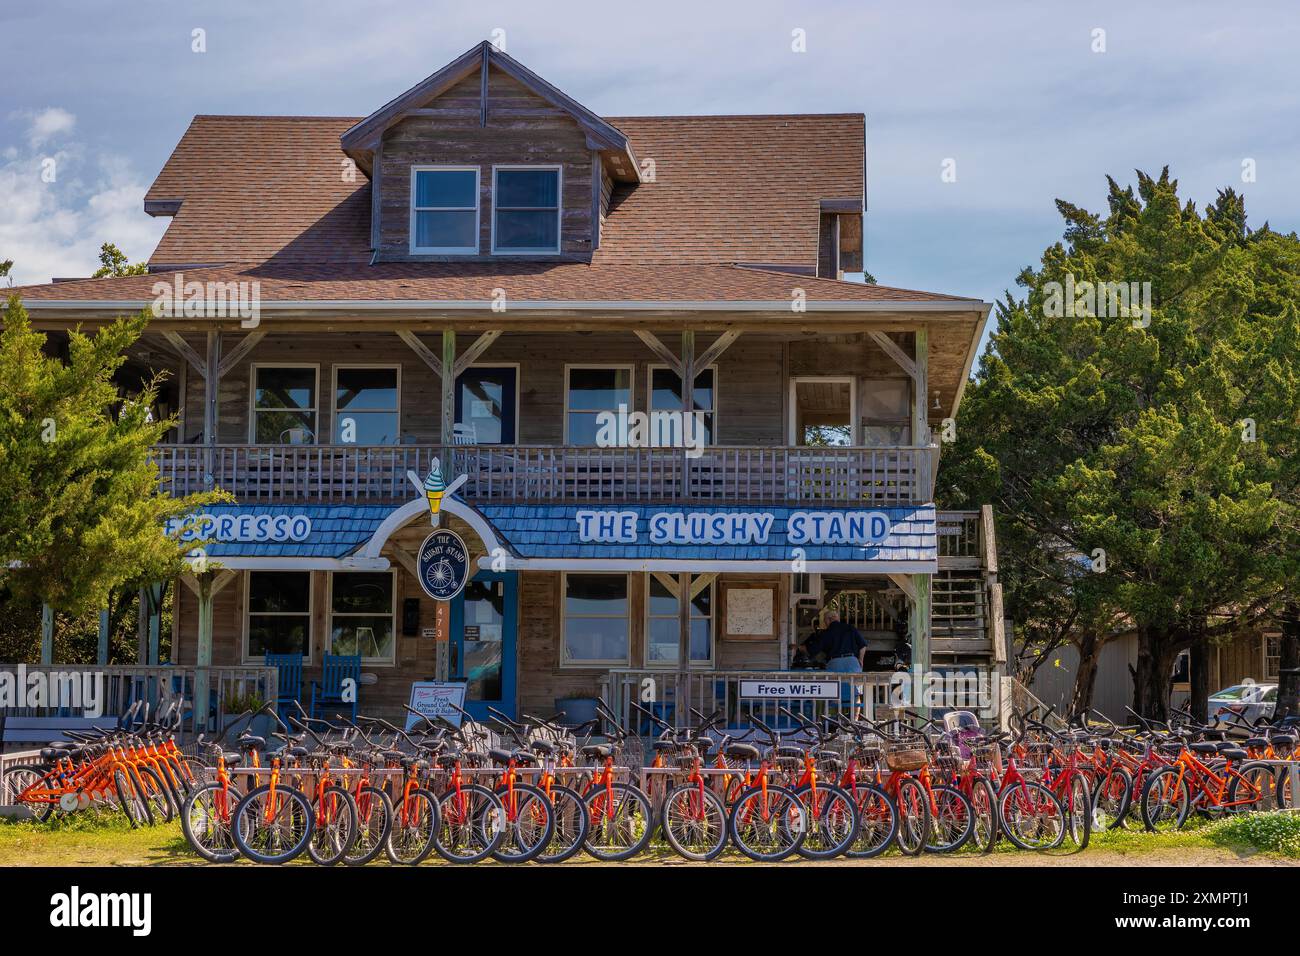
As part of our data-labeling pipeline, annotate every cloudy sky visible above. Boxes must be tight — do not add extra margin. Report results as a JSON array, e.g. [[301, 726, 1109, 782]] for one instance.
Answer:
[[2, 0, 1297, 327]]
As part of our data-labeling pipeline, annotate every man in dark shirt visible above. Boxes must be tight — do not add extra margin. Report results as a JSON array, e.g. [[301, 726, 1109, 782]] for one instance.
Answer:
[[804, 609, 867, 672]]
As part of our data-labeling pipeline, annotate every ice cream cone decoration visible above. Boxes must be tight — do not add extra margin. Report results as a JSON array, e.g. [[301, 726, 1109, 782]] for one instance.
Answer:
[[424, 459, 447, 517]]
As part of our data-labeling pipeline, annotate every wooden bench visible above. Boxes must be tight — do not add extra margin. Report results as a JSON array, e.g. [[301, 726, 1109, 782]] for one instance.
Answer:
[[1, 716, 119, 749]]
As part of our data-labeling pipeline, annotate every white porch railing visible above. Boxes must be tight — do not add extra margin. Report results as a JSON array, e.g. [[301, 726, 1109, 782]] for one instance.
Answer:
[[0, 664, 277, 740], [600, 669, 899, 732]]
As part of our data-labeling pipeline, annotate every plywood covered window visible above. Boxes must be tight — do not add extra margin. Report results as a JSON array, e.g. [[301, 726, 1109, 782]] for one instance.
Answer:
[[859, 378, 911, 447], [492, 166, 561, 254], [410, 166, 479, 254]]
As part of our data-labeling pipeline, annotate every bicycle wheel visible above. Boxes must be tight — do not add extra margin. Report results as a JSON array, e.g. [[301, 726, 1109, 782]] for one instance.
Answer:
[[893, 776, 930, 856], [536, 785, 589, 864], [583, 782, 654, 862], [925, 783, 974, 853], [1225, 761, 1275, 813], [728, 784, 806, 862], [492, 784, 555, 863], [845, 782, 897, 858], [435, 784, 505, 864], [307, 785, 359, 866], [345, 786, 394, 866], [180, 781, 243, 863], [4, 765, 58, 823], [968, 778, 998, 853], [113, 770, 146, 829], [1139, 767, 1190, 832], [1093, 765, 1132, 829], [661, 783, 728, 861], [388, 788, 442, 865], [135, 765, 174, 825], [1067, 776, 1092, 848], [793, 783, 858, 859], [998, 781, 1065, 850], [232, 784, 314, 864]]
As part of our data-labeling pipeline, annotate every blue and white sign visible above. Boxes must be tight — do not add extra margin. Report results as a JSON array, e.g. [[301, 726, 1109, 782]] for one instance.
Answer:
[[165, 512, 313, 543], [575, 509, 892, 546], [417, 529, 470, 601]]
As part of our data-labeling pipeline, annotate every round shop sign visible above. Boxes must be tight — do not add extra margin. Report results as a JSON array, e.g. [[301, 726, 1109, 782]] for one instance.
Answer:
[[417, 529, 470, 601]]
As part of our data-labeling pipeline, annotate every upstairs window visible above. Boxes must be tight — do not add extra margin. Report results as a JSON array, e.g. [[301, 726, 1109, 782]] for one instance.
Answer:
[[252, 365, 317, 444], [410, 167, 479, 254], [493, 166, 561, 254]]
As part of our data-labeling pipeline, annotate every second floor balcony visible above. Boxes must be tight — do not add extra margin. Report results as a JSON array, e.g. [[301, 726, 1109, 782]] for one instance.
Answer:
[[153, 442, 939, 507]]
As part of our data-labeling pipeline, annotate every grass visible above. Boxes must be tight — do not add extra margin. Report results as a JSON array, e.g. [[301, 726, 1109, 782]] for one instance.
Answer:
[[2, 808, 1298, 867]]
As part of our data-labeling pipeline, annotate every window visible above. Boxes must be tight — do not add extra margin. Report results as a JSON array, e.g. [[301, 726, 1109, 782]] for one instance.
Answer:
[[859, 378, 911, 447], [646, 574, 714, 667], [245, 572, 311, 659], [566, 366, 632, 445], [1265, 634, 1281, 681], [410, 167, 479, 254], [454, 366, 518, 444], [334, 367, 399, 445], [562, 573, 629, 666], [649, 366, 717, 445], [329, 572, 395, 663], [252, 366, 317, 444], [493, 166, 561, 253]]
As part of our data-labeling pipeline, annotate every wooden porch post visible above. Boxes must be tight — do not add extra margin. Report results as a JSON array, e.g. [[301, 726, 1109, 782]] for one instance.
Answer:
[[912, 327, 931, 499], [677, 571, 692, 728], [41, 603, 54, 664], [184, 570, 234, 733], [910, 573, 931, 713], [146, 583, 164, 665], [203, 331, 222, 485], [441, 329, 456, 466]]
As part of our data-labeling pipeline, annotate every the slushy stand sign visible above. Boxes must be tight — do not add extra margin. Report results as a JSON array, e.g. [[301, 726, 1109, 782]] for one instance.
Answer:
[[575, 510, 893, 546]]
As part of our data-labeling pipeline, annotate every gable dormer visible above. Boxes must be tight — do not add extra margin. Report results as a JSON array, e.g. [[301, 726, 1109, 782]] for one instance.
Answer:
[[342, 42, 641, 263]]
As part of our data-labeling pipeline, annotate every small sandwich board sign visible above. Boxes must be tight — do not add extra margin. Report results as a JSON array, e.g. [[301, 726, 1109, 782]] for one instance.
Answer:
[[406, 681, 468, 730], [739, 679, 840, 700]]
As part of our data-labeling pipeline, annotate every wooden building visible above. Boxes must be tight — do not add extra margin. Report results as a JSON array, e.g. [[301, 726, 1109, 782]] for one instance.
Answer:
[[14, 42, 1001, 726]]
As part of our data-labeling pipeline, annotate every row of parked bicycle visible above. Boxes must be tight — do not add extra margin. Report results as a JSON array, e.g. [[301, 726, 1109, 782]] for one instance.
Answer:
[[6, 695, 1297, 863]]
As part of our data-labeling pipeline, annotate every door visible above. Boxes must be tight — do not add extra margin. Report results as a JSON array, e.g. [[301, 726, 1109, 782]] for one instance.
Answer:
[[450, 571, 518, 720], [454, 366, 518, 444], [788, 376, 856, 446]]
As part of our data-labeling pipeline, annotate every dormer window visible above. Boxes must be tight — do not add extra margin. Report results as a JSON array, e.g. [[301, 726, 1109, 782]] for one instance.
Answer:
[[410, 166, 479, 254], [492, 166, 561, 254]]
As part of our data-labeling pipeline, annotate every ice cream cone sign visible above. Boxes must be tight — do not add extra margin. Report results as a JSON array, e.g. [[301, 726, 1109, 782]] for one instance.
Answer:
[[406, 459, 468, 526]]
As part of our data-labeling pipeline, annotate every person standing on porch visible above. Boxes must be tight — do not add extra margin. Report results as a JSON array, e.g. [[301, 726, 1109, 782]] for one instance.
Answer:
[[807, 609, 867, 673]]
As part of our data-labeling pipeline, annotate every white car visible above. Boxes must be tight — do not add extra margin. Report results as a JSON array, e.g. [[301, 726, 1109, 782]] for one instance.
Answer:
[[1208, 683, 1277, 724]]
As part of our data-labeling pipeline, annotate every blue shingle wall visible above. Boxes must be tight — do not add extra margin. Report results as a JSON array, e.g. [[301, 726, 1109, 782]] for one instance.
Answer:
[[178, 504, 393, 558], [477, 504, 936, 563]]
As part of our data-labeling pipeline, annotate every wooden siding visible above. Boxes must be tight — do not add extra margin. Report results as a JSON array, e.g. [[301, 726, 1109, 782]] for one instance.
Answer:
[[376, 69, 596, 261]]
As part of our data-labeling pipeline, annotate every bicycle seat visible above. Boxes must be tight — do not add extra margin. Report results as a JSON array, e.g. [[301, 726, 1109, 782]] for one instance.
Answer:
[[286, 746, 310, 758], [651, 739, 677, 751], [775, 745, 804, 759], [690, 736, 715, 753], [1157, 742, 1182, 756], [529, 739, 556, 756], [238, 735, 267, 751], [725, 743, 761, 761], [1245, 737, 1270, 748], [40, 747, 67, 761], [580, 743, 613, 760], [1190, 742, 1220, 755], [222, 751, 242, 766], [1270, 734, 1296, 746], [327, 740, 355, 753], [1219, 748, 1248, 762], [400, 756, 429, 771]]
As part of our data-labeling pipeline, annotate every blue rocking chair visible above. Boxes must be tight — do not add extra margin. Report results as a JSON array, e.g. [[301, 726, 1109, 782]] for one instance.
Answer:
[[311, 654, 360, 721], [264, 653, 303, 724]]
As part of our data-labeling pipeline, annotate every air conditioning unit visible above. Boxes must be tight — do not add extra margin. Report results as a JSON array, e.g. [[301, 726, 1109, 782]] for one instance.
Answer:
[[791, 572, 821, 602]]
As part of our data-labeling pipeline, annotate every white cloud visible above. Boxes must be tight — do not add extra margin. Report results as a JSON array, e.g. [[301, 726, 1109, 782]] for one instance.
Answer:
[[0, 110, 165, 287], [24, 106, 76, 147]]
